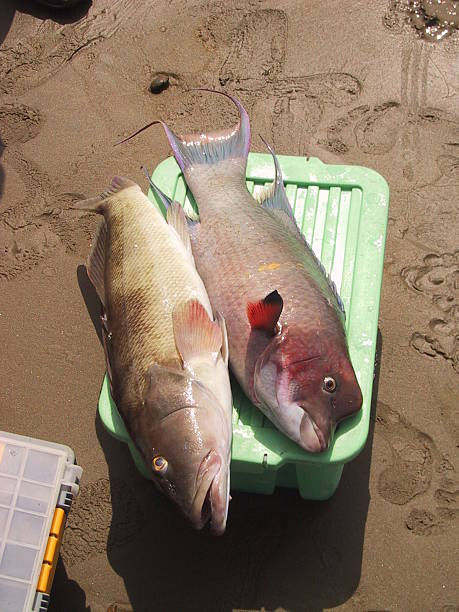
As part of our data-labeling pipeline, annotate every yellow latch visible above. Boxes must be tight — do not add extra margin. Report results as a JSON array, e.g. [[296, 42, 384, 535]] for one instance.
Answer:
[[37, 508, 66, 594]]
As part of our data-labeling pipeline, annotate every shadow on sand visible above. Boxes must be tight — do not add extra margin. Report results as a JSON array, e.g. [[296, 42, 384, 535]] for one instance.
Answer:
[[48, 557, 91, 612], [0, 0, 92, 42], [58, 266, 381, 612]]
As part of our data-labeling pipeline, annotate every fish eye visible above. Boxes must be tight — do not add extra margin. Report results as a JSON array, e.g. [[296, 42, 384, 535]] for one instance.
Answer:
[[152, 455, 168, 474], [323, 376, 337, 393]]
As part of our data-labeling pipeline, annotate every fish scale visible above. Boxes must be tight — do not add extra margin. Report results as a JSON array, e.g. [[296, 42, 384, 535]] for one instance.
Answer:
[[105, 198, 210, 384], [189, 167, 345, 382]]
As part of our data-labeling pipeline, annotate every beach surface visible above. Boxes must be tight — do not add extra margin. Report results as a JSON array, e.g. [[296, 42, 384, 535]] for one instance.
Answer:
[[0, 1, 457, 610]]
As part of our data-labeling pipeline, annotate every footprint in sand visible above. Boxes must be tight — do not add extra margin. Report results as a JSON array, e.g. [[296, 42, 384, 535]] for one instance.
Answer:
[[0, 0, 146, 96], [0, 103, 99, 280], [194, 6, 362, 155], [401, 251, 459, 373], [406, 505, 459, 535], [318, 102, 403, 156], [0, 103, 58, 280], [318, 97, 458, 185], [0, 103, 42, 146], [376, 402, 458, 535], [376, 402, 435, 505]]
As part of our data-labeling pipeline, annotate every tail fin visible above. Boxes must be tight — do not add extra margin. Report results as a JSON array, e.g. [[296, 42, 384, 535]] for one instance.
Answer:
[[118, 90, 251, 174], [72, 176, 139, 214]]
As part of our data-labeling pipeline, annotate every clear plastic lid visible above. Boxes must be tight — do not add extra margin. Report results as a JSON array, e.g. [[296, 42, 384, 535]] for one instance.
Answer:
[[0, 432, 78, 612]]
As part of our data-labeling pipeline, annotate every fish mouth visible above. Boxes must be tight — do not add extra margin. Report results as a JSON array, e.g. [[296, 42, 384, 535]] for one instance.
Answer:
[[299, 412, 329, 453], [189, 451, 228, 535]]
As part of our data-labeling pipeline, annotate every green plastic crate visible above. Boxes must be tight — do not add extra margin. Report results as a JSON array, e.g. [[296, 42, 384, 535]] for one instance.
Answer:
[[98, 154, 389, 500]]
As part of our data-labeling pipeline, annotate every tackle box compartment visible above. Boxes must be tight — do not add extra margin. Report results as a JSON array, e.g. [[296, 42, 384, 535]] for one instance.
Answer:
[[0, 431, 82, 611], [98, 153, 389, 500]]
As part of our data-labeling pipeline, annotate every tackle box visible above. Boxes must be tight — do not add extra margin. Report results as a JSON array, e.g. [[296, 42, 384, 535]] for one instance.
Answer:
[[0, 431, 82, 611], [98, 153, 389, 500]]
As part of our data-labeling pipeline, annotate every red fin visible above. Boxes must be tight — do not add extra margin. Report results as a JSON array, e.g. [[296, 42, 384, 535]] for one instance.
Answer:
[[173, 299, 222, 365], [247, 290, 283, 333]]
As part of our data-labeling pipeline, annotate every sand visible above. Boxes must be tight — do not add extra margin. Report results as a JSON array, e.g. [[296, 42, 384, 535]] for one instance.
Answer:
[[0, 1, 458, 611]]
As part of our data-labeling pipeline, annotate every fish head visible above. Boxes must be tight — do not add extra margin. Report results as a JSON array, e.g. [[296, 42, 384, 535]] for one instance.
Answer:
[[138, 364, 231, 535], [253, 325, 362, 453]]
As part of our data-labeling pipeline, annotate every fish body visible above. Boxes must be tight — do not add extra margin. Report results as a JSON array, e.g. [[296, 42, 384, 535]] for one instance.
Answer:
[[74, 176, 232, 534], [142, 91, 362, 453]]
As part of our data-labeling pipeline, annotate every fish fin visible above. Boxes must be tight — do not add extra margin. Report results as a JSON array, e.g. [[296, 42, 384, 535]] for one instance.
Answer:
[[143, 169, 173, 213], [292, 241, 346, 318], [247, 290, 283, 333], [72, 176, 139, 213], [100, 307, 114, 392], [166, 202, 193, 256], [256, 138, 297, 224], [327, 276, 346, 317], [122, 90, 250, 174], [173, 299, 222, 366], [216, 311, 229, 366], [146, 172, 199, 227], [269, 208, 304, 238], [87, 220, 106, 307], [257, 139, 346, 318]]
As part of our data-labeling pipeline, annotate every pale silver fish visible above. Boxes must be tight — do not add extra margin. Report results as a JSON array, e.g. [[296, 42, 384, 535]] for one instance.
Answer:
[[74, 176, 232, 534]]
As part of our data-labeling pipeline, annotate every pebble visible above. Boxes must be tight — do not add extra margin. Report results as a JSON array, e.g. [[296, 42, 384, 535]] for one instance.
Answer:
[[149, 73, 169, 94]]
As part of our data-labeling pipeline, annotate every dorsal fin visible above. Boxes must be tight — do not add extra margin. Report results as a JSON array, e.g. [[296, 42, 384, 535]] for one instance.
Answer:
[[256, 138, 298, 227], [72, 176, 139, 214], [257, 139, 346, 317], [87, 220, 106, 307], [145, 173, 198, 254]]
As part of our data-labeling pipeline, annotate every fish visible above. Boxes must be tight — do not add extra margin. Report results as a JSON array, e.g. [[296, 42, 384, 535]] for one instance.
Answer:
[[124, 90, 363, 453], [73, 176, 232, 534]]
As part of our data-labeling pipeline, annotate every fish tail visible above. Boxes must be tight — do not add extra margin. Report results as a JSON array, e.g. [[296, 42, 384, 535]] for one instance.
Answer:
[[71, 176, 139, 214], [119, 90, 251, 176], [170, 89, 250, 173]]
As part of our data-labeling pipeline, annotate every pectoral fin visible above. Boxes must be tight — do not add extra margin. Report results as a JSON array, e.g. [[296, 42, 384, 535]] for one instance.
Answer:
[[173, 299, 222, 366], [247, 290, 283, 334]]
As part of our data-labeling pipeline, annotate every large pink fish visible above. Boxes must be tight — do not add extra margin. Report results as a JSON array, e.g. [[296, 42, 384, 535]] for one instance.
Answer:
[[126, 91, 362, 453]]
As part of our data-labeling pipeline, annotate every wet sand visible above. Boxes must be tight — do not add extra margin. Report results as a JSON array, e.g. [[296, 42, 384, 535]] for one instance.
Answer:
[[0, 1, 458, 611]]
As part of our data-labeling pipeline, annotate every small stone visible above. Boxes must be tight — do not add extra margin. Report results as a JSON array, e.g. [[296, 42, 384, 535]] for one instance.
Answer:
[[160, 25, 167, 32], [149, 73, 169, 94]]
